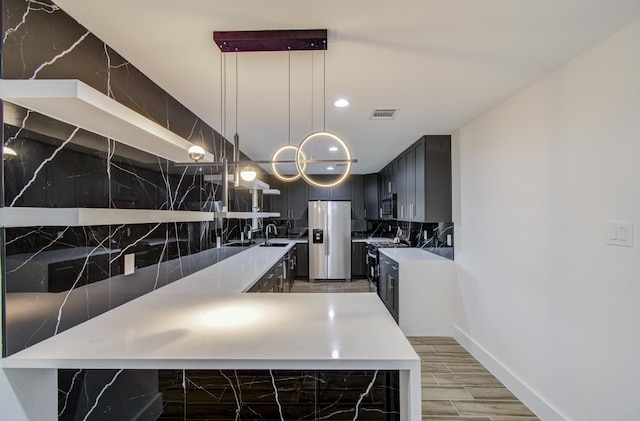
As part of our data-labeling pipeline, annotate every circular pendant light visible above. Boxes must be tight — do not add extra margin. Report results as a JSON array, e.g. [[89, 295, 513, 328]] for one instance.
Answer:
[[271, 144, 307, 181], [295, 131, 352, 188]]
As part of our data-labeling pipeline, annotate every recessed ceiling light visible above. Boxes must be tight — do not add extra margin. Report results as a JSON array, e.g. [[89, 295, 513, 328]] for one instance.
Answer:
[[329, 146, 339, 152], [334, 98, 349, 108], [327, 166, 335, 171]]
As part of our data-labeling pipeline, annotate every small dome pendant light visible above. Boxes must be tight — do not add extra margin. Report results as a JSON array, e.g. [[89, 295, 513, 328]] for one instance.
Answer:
[[187, 145, 205, 162], [240, 165, 257, 181]]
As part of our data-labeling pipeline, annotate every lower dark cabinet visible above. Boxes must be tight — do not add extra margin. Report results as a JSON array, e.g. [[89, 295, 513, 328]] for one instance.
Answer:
[[378, 254, 399, 322], [248, 246, 299, 292], [296, 242, 309, 278], [351, 242, 367, 278]]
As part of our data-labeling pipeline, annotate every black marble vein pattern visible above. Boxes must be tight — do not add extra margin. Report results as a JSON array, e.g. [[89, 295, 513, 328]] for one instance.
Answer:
[[0, 1, 258, 418], [58, 369, 162, 421], [156, 369, 400, 421]]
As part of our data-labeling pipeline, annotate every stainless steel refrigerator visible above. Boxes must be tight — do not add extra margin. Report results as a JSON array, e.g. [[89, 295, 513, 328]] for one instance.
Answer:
[[308, 201, 351, 281]]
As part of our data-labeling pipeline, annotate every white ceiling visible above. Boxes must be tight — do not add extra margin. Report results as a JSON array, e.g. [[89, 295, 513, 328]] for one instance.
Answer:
[[54, 0, 640, 174]]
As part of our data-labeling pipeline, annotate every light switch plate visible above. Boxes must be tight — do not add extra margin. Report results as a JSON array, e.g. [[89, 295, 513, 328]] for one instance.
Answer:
[[124, 253, 135, 275], [607, 222, 633, 247]]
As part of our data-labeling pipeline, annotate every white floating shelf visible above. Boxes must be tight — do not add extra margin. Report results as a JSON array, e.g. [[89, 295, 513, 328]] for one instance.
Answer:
[[0, 207, 214, 228], [0, 79, 215, 164], [214, 212, 280, 219]]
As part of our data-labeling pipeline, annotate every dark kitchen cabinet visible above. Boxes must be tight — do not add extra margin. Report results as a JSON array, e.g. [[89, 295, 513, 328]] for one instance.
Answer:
[[284, 246, 297, 291], [397, 144, 417, 221], [351, 242, 367, 278], [406, 144, 416, 220], [267, 177, 308, 220], [350, 175, 365, 220], [397, 152, 408, 220], [380, 161, 397, 196], [379, 135, 451, 222], [274, 260, 285, 292], [290, 179, 309, 219], [262, 268, 276, 292], [296, 242, 309, 278], [364, 173, 380, 220], [308, 175, 351, 201], [247, 253, 290, 293], [378, 253, 399, 322], [409, 135, 452, 222]]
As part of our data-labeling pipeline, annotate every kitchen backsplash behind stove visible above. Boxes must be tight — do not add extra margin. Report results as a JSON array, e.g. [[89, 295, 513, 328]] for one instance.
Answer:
[[366, 219, 454, 259]]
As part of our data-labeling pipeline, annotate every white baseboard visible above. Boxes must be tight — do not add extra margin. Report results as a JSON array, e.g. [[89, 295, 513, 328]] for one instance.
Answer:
[[452, 325, 567, 421]]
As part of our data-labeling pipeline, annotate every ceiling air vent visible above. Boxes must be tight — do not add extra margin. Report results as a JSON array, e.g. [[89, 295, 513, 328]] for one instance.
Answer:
[[370, 109, 398, 120]]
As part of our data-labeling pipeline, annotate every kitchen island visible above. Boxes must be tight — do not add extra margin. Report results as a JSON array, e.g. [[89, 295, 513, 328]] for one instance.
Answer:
[[2, 240, 421, 420]]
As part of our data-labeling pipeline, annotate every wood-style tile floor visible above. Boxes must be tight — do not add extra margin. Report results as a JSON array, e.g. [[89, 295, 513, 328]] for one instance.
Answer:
[[290, 278, 373, 293], [291, 279, 540, 421]]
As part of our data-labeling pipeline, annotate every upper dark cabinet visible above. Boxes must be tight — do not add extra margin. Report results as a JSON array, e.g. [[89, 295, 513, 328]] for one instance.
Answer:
[[364, 173, 380, 220], [266, 176, 308, 219], [307, 175, 352, 201], [422, 135, 452, 222], [350, 175, 365, 220], [379, 135, 451, 223]]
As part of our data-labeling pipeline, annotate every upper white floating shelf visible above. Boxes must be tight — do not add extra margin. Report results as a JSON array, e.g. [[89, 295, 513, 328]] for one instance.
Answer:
[[0, 207, 215, 228], [0, 79, 215, 164]]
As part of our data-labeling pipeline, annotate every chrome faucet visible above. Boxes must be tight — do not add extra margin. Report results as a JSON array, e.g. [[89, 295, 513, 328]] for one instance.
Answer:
[[265, 223, 278, 245]]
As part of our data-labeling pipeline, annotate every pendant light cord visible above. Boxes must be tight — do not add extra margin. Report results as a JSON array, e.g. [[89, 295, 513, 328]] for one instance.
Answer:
[[323, 49, 326, 132], [288, 49, 291, 145], [311, 52, 314, 133], [221, 52, 226, 158], [235, 51, 238, 135]]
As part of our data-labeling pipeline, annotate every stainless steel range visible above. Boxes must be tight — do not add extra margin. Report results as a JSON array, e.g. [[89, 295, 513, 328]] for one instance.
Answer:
[[366, 241, 408, 291]]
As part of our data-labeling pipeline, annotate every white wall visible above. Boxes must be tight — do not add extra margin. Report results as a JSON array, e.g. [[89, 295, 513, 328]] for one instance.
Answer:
[[452, 18, 640, 421]]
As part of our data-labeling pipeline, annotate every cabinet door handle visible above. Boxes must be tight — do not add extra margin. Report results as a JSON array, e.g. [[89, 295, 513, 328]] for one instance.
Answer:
[[364, 208, 367, 218]]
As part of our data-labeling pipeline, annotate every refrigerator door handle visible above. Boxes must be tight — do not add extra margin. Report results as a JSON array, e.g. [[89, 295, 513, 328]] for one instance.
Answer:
[[325, 213, 330, 255]]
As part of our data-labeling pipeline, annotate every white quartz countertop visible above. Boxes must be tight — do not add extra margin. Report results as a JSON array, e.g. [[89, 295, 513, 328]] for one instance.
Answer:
[[3, 292, 417, 370], [379, 248, 451, 262], [160, 241, 295, 294]]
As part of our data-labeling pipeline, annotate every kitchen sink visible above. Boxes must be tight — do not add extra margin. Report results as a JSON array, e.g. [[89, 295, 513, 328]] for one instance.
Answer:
[[259, 243, 289, 247]]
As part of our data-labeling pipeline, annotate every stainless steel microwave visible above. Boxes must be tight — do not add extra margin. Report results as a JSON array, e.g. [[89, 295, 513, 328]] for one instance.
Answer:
[[381, 194, 397, 219]]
